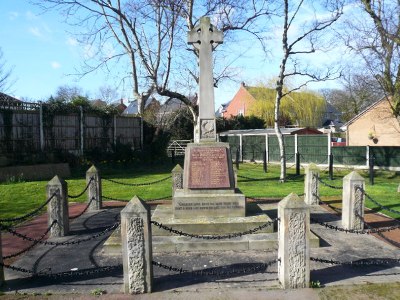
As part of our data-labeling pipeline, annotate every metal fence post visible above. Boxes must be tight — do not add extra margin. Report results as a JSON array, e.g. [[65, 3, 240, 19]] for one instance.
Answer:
[[47, 175, 69, 237], [328, 153, 334, 180], [295, 152, 301, 176], [121, 196, 153, 294], [263, 150, 267, 173], [86, 165, 102, 210], [369, 153, 375, 185], [278, 193, 310, 289], [236, 148, 240, 170], [342, 171, 365, 230]]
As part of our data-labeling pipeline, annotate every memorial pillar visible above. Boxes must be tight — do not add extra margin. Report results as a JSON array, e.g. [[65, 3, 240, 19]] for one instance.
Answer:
[[86, 165, 102, 210], [278, 193, 310, 289], [304, 163, 319, 205], [171, 164, 183, 196], [121, 196, 153, 294], [342, 171, 365, 230], [47, 175, 69, 237]]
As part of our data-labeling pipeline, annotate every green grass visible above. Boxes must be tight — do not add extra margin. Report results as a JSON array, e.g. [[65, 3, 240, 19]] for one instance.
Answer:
[[0, 161, 399, 221]]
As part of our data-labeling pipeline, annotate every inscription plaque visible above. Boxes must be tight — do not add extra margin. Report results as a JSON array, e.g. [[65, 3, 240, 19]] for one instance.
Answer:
[[188, 147, 231, 189]]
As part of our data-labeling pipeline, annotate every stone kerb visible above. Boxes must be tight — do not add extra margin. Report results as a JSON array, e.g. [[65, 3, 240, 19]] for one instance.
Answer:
[[46, 175, 69, 237], [86, 165, 102, 211], [304, 163, 319, 206], [120, 196, 153, 294], [171, 164, 183, 196], [342, 171, 365, 230], [0, 230, 4, 286], [278, 193, 310, 289]]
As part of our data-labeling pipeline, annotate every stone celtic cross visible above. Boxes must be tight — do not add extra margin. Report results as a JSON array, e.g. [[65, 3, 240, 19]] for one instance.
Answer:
[[188, 16, 223, 142]]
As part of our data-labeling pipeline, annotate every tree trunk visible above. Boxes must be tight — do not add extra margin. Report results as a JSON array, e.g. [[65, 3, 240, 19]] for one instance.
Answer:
[[274, 92, 286, 182]]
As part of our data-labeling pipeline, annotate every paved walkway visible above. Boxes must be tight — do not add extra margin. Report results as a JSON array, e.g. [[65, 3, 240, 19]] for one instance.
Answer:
[[1, 199, 399, 299]]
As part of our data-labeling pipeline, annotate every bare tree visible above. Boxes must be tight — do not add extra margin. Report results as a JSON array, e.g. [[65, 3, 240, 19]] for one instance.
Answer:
[[96, 85, 119, 104], [34, 0, 275, 121], [0, 48, 15, 93], [272, 0, 343, 182], [344, 0, 400, 119]]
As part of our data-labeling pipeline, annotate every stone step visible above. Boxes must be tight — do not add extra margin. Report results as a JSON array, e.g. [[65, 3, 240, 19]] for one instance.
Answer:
[[103, 231, 320, 255]]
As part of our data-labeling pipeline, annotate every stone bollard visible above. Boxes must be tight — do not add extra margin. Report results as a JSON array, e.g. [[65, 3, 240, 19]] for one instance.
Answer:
[[0, 230, 4, 287], [171, 164, 183, 196], [121, 196, 153, 294], [342, 171, 365, 230], [47, 175, 69, 237], [304, 163, 319, 205], [86, 165, 102, 210], [278, 193, 310, 289]]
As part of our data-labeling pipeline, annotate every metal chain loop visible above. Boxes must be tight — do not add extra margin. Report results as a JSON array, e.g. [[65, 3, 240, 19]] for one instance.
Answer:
[[311, 257, 400, 266], [1, 222, 120, 246], [102, 175, 172, 187], [317, 176, 342, 190], [0, 192, 57, 224], [152, 258, 278, 277], [363, 218, 400, 248], [311, 217, 400, 234], [313, 194, 342, 213], [68, 177, 94, 199], [2, 220, 57, 260], [69, 197, 95, 220], [102, 195, 172, 202], [357, 186, 400, 216], [151, 219, 277, 240]]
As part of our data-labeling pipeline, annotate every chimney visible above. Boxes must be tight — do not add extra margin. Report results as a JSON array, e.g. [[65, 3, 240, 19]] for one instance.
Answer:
[[241, 82, 246, 87]]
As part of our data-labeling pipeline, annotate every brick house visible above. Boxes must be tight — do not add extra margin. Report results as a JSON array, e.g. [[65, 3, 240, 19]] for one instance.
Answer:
[[222, 82, 257, 118], [345, 96, 400, 146]]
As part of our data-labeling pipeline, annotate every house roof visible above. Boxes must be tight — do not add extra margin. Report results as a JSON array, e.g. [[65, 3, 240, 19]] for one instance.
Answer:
[[0, 92, 21, 103], [344, 96, 388, 127]]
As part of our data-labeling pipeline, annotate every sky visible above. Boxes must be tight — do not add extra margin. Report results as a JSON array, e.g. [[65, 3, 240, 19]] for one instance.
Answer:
[[0, 1, 353, 108]]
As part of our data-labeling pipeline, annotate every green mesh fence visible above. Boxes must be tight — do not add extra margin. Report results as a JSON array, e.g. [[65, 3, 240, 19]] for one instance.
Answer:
[[370, 147, 400, 167], [298, 135, 328, 164], [332, 146, 366, 166], [268, 135, 296, 163], [242, 135, 265, 161], [219, 135, 240, 159]]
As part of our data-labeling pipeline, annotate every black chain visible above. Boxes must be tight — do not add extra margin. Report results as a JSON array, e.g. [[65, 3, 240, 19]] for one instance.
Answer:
[[102, 195, 172, 202], [363, 218, 400, 248], [69, 197, 95, 220], [314, 194, 342, 213], [311, 257, 400, 266], [357, 187, 400, 216], [317, 177, 342, 190], [1, 222, 120, 246], [151, 219, 278, 240], [311, 217, 400, 234], [103, 175, 171, 186], [237, 174, 268, 181], [0, 192, 57, 224], [0, 261, 122, 279], [152, 259, 278, 277], [68, 177, 94, 199], [2, 221, 57, 260]]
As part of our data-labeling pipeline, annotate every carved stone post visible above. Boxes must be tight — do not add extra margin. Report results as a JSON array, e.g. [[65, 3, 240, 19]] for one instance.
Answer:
[[0, 230, 4, 286], [171, 164, 183, 196], [304, 163, 319, 205], [278, 193, 310, 289], [121, 196, 153, 294], [46, 175, 69, 237], [86, 165, 102, 210], [342, 171, 365, 230]]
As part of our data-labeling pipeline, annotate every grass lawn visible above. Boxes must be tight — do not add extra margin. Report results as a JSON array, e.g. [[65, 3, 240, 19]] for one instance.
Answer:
[[0, 161, 399, 221]]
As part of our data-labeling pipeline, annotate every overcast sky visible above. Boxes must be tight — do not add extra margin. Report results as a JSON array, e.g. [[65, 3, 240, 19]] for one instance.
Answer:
[[1, 1, 354, 108]]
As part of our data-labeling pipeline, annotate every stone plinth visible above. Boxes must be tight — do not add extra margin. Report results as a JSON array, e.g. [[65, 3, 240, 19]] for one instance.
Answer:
[[46, 175, 69, 237], [86, 165, 102, 211], [173, 189, 245, 218], [171, 164, 183, 196], [304, 163, 319, 206], [342, 171, 365, 230], [278, 193, 310, 289], [173, 142, 244, 218], [121, 196, 153, 294]]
